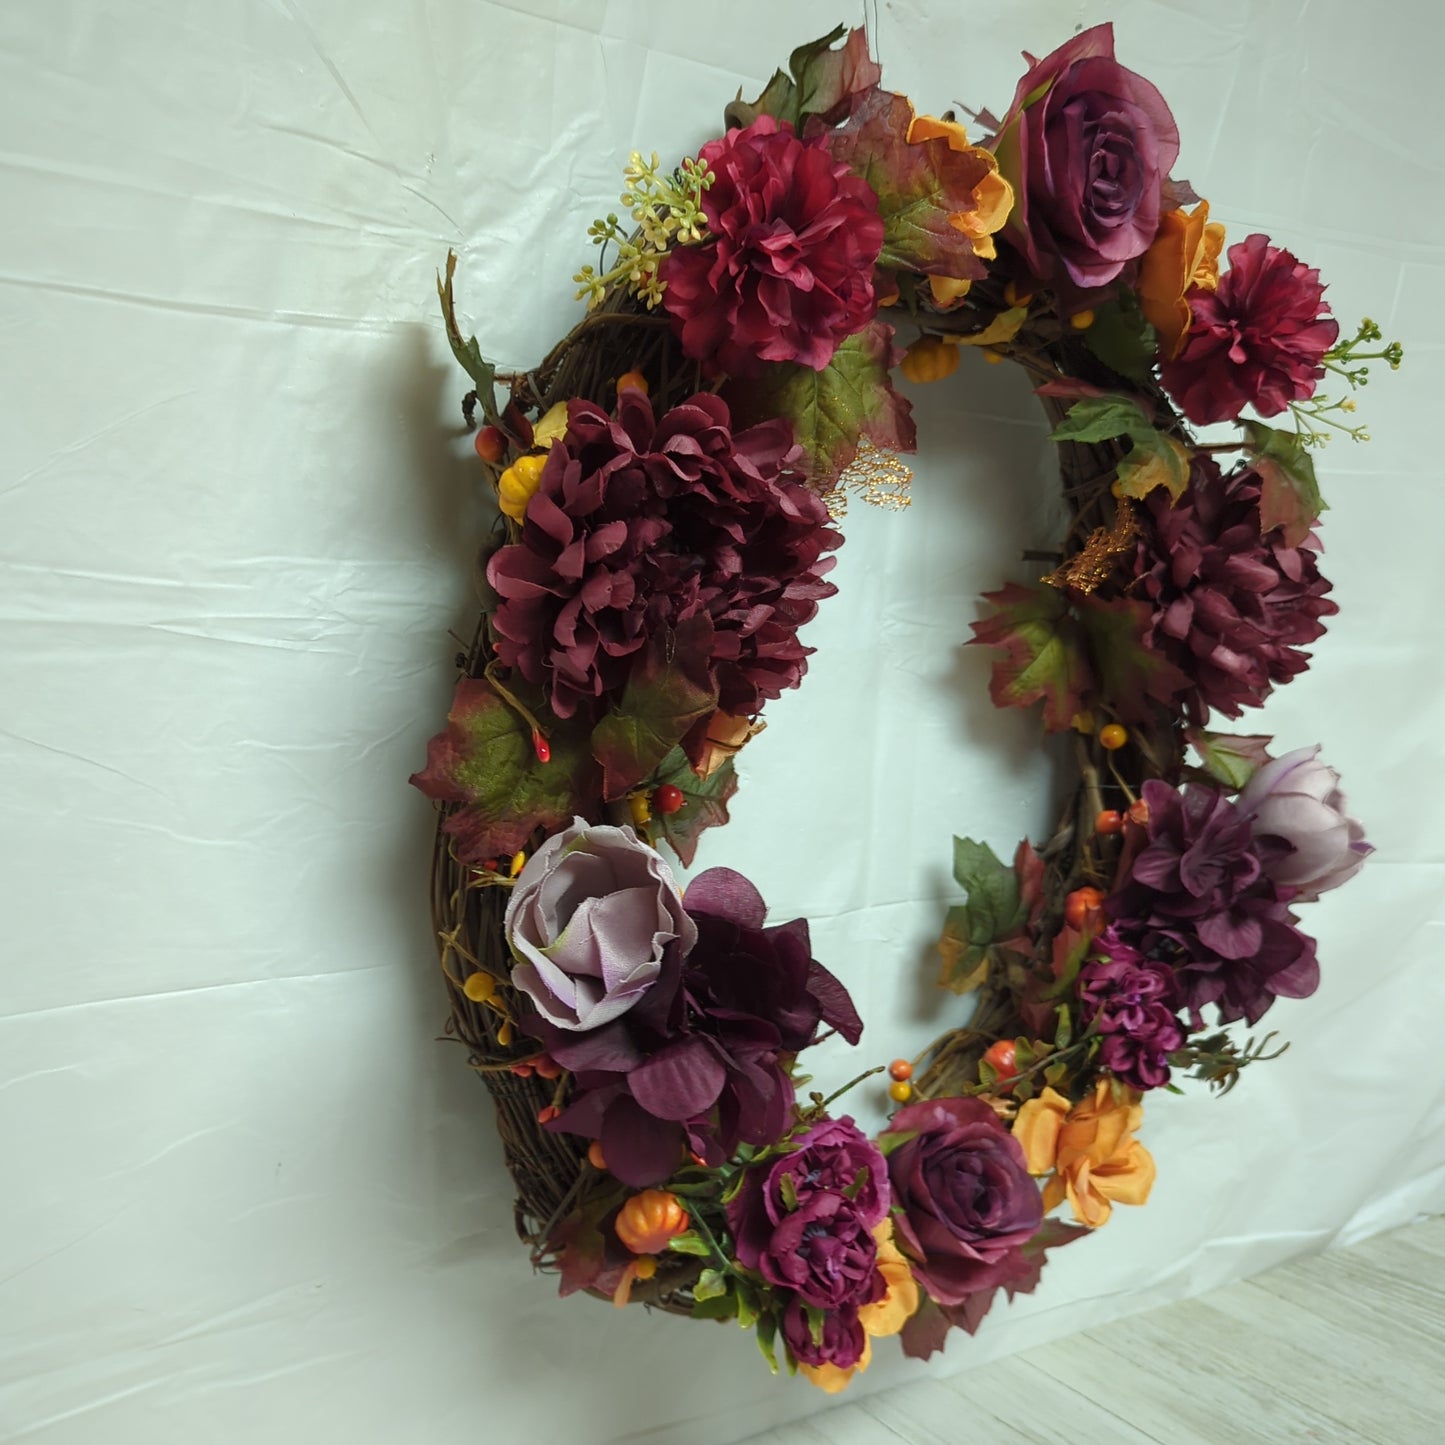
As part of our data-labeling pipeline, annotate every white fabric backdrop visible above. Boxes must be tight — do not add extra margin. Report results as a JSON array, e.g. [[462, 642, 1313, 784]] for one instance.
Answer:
[[3, 1, 1441, 1441]]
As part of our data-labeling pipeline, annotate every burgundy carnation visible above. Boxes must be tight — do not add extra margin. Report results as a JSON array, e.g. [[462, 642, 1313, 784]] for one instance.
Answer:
[[487, 390, 840, 719], [1136, 456, 1336, 723], [1162, 233, 1339, 426], [780, 1298, 868, 1370], [1078, 930, 1186, 1091], [880, 1096, 1042, 1307], [661, 115, 884, 377], [1108, 779, 1319, 1027], [993, 22, 1179, 289]]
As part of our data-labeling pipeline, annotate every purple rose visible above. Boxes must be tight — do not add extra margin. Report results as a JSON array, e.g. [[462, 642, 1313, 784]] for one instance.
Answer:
[[780, 1297, 867, 1370], [504, 819, 696, 1032], [1237, 745, 1371, 902], [881, 1096, 1043, 1306], [993, 22, 1180, 288]]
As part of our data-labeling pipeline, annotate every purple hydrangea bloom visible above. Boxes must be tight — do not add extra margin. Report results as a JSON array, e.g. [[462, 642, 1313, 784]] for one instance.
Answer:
[[1078, 930, 1186, 1090]]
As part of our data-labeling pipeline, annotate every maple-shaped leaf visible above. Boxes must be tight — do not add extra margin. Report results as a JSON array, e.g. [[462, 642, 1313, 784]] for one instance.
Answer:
[[724, 25, 881, 132], [1242, 420, 1326, 547], [939, 836, 1041, 994], [410, 677, 598, 864], [1076, 595, 1190, 721], [1083, 289, 1159, 383], [652, 748, 740, 869], [1050, 395, 1191, 504], [970, 582, 1090, 733], [726, 320, 915, 488], [1006, 1217, 1092, 1300], [826, 88, 993, 281], [590, 616, 718, 801]]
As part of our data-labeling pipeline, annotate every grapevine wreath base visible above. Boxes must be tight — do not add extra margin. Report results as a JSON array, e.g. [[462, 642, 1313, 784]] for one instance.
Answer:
[[414, 25, 1397, 1390]]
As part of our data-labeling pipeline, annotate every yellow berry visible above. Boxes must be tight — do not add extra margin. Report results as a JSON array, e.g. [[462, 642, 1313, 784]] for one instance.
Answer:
[[1070, 309, 1096, 330], [981, 348, 1004, 365], [497, 454, 548, 522], [888, 1080, 913, 1104], [1004, 280, 1034, 307], [627, 792, 652, 827], [509, 851, 527, 878], [633, 1254, 658, 1280], [1099, 723, 1129, 751], [463, 971, 498, 1004]]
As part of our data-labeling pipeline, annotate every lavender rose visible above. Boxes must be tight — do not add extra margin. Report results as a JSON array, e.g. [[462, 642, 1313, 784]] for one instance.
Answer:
[[992, 22, 1180, 288], [881, 1096, 1043, 1306], [504, 819, 696, 1032], [1238, 745, 1371, 901]]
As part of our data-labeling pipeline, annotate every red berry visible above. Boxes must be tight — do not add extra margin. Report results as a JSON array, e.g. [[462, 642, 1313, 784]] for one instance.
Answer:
[[474, 425, 505, 464], [653, 784, 685, 815], [537, 1104, 560, 1125], [1128, 798, 1151, 827], [1064, 886, 1106, 931], [981, 1040, 1018, 1082], [1095, 809, 1124, 836], [532, 729, 551, 764], [532, 1055, 562, 1081], [888, 1058, 913, 1082]]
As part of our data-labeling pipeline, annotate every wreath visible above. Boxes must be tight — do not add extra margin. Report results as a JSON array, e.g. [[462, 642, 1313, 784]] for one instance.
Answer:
[[411, 24, 1399, 1391]]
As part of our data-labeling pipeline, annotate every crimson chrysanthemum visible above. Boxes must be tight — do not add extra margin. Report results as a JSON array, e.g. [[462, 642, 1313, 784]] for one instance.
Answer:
[[661, 115, 884, 377], [486, 390, 841, 719], [1136, 456, 1336, 723], [1161, 233, 1339, 426]]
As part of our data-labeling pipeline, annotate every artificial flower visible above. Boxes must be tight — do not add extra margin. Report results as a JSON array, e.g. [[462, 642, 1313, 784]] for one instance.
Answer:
[[1138, 201, 1226, 358], [505, 819, 695, 1032], [1161, 233, 1339, 425], [781, 1297, 868, 1371], [753, 1191, 883, 1310], [990, 22, 1180, 288], [1077, 930, 1186, 1091], [1237, 745, 1372, 901], [1014, 1081, 1155, 1228], [661, 115, 883, 376]]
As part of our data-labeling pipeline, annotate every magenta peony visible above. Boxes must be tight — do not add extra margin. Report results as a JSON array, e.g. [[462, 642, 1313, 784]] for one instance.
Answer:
[[1077, 930, 1185, 1091], [991, 22, 1179, 289], [486, 390, 841, 719], [1108, 779, 1319, 1027], [1238, 745, 1372, 901], [780, 1297, 868, 1370], [660, 115, 884, 376], [1137, 456, 1337, 723], [1161, 233, 1339, 425]]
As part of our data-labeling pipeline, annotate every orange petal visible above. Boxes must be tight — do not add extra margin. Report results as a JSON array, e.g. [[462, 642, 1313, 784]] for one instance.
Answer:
[[1013, 1089, 1069, 1175]]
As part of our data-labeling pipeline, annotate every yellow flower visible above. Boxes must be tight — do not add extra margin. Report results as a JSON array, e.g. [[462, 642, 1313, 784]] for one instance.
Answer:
[[799, 1221, 921, 1394], [905, 112, 1014, 307], [497, 453, 548, 522], [1014, 1081, 1155, 1229], [1138, 201, 1226, 359]]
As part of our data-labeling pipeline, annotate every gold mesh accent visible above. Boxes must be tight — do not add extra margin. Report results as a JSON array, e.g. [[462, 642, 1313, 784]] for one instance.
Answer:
[[825, 437, 913, 520], [1043, 496, 1138, 594]]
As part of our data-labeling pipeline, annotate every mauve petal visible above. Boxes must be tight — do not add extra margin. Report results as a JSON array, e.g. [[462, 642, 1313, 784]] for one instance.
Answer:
[[808, 960, 863, 1045], [684, 867, 768, 928], [627, 1038, 727, 1121], [600, 1095, 685, 1187]]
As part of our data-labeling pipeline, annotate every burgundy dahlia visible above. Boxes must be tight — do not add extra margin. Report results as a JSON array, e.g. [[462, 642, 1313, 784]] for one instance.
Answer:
[[1077, 930, 1185, 1091], [661, 115, 884, 377], [1162, 233, 1339, 426], [1136, 456, 1336, 723], [487, 390, 841, 719], [1108, 779, 1319, 1027]]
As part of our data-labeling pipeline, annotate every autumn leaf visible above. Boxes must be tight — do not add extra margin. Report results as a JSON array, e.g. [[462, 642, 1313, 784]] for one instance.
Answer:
[[1076, 595, 1190, 720], [969, 582, 1089, 733], [827, 87, 993, 281], [1083, 289, 1159, 382], [652, 748, 740, 868], [938, 837, 1036, 994], [726, 320, 915, 487], [1242, 420, 1326, 547], [723, 25, 880, 132], [1048, 393, 1151, 444], [1186, 728, 1274, 791], [1050, 395, 1191, 503], [410, 677, 596, 864]]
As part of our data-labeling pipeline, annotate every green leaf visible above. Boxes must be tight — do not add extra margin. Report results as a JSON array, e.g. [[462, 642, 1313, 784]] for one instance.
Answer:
[[826, 88, 993, 281], [1186, 729, 1275, 791], [755, 1312, 780, 1374], [969, 582, 1089, 733], [1083, 290, 1159, 383], [1076, 595, 1190, 723], [693, 1268, 730, 1302], [590, 617, 717, 801], [691, 1290, 740, 1320], [409, 678, 596, 865], [723, 26, 880, 132], [1049, 394, 1151, 444], [1054, 1005, 1073, 1050], [666, 1232, 713, 1258], [778, 1170, 800, 1212], [876, 1128, 919, 1158], [952, 837, 1028, 944], [735, 1282, 761, 1331], [437, 252, 502, 427], [1115, 429, 1191, 503], [1242, 420, 1326, 547], [652, 748, 740, 869], [843, 1165, 870, 1203], [727, 321, 915, 488]]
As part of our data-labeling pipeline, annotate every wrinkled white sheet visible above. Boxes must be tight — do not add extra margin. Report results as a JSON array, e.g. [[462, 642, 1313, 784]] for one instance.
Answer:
[[2, 1, 1442, 1441]]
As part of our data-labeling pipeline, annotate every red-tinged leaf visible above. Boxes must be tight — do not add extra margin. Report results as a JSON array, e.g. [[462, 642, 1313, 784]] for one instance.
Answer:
[[1242, 420, 1326, 547], [1186, 728, 1275, 791], [969, 582, 1090, 733], [550, 1190, 627, 1298], [898, 1294, 953, 1361], [410, 678, 596, 864], [654, 750, 740, 869], [726, 320, 915, 488], [1115, 429, 1191, 503], [1034, 377, 1110, 401], [590, 616, 718, 801], [1076, 595, 1190, 721], [826, 88, 993, 281], [1013, 839, 1046, 929], [1006, 1218, 1092, 1300], [724, 25, 880, 132]]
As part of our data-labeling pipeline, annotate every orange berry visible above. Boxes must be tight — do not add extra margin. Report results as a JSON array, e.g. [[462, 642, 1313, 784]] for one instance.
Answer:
[[616, 370, 649, 396], [587, 1140, 607, 1171], [633, 1254, 658, 1280], [888, 1058, 913, 1082], [1095, 809, 1124, 836], [1070, 308, 1096, 330], [888, 1080, 913, 1103], [532, 1055, 562, 1080], [537, 1104, 560, 1124], [474, 425, 505, 464], [981, 1039, 1018, 1082], [1064, 885, 1106, 931], [1099, 723, 1129, 751]]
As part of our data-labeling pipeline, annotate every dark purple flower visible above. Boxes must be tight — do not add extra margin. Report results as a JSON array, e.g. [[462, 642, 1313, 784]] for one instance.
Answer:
[[661, 115, 884, 377], [1078, 930, 1186, 1090], [1136, 457, 1337, 723], [879, 1096, 1042, 1307], [486, 390, 840, 720], [992, 22, 1180, 288], [780, 1297, 868, 1370], [1108, 779, 1319, 1027], [755, 1192, 883, 1310], [1162, 233, 1339, 426]]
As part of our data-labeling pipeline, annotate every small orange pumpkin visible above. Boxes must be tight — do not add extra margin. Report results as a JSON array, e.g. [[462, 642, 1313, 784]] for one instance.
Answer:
[[900, 335, 960, 384], [615, 1189, 689, 1254]]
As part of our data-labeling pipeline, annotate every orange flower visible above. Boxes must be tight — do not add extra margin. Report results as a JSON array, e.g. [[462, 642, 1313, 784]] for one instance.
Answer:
[[1013, 1081, 1155, 1229], [1138, 201, 1226, 359], [906, 113, 1014, 307], [799, 1221, 920, 1394]]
